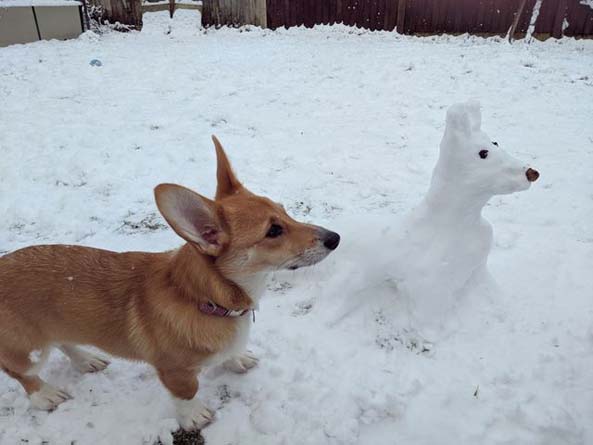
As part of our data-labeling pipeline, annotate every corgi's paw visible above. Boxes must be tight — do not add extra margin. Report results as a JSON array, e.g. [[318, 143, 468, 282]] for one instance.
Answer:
[[60, 345, 110, 373], [223, 352, 258, 374], [174, 397, 215, 431], [30, 384, 72, 411], [72, 353, 110, 373]]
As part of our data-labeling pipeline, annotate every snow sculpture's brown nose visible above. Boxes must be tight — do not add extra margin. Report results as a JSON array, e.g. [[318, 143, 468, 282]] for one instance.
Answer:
[[526, 168, 539, 182]]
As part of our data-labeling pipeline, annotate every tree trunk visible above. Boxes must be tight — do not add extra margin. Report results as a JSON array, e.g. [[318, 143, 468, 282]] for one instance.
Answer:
[[90, 0, 143, 30]]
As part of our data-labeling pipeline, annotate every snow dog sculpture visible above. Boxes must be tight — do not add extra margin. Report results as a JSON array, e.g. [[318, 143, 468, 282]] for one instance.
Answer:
[[392, 100, 540, 333]]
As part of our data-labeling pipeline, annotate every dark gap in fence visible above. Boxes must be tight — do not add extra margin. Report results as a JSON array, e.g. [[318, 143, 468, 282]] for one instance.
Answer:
[[31, 7, 42, 39]]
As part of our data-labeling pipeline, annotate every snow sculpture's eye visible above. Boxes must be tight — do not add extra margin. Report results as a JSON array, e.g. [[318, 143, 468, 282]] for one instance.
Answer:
[[479, 150, 489, 159], [492, 141, 499, 146]]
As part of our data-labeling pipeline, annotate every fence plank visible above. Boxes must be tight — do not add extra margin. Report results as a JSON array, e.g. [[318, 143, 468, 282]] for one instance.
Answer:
[[375, 0, 382, 29], [351, 0, 361, 27], [475, 0, 487, 33], [328, 0, 336, 24], [288, 0, 294, 27], [346, 0, 354, 25], [584, 6, 593, 35], [314, 0, 322, 26], [264, 0, 271, 27], [564, 0, 593, 36], [306, 0, 316, 27], [346, 0, 354, 26], [316, 0, 323, 24], [375, 0, 385, 30], [285, 0, 293, 27], [396, 0, 406, 32], [552, 0, 569, 38], [381, 0, 395, 31], [297, 0, 305, 26]]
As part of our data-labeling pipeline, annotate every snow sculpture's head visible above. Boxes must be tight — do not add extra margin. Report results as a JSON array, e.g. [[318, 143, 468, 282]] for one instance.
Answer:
[[433, 100, 539, 197]]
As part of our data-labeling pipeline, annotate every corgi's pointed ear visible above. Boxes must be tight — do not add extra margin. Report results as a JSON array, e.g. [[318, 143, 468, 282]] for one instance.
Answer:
[[212, 135, 242, 200], [155, 183, 228, 256]]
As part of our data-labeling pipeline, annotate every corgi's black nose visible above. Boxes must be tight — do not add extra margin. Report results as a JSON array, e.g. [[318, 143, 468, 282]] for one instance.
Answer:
[[323, 231, 341, 250]]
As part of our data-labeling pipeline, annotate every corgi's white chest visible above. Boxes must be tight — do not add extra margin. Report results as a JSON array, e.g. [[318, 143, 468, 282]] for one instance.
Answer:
[[205, 273, 268, 367]]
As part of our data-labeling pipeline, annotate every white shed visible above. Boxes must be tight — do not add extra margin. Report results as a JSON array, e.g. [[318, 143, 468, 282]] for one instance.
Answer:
[[0, 0, 84, 47]]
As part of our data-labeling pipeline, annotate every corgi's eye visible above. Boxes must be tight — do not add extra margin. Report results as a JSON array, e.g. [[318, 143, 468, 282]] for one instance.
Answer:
[[479, 150, 489, 159], [266, 224, 283, 238], [492, 141, 499, 146]]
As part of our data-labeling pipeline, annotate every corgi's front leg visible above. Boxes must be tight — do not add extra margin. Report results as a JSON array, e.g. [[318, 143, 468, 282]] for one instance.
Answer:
[[157, 367, 214, 430], [222, 313, 258, 373], [223, 351, 258, 374]]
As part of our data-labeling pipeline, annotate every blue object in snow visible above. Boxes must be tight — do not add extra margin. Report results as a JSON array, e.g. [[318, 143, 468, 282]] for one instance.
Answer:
[[89, 59, 103, 67]]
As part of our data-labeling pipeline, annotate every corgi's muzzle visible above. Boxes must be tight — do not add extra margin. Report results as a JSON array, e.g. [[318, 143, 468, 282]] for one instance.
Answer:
[[285, 227, 340, 270]]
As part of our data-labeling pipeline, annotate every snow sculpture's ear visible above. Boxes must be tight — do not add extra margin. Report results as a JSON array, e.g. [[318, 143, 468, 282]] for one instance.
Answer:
[[445, 102, 473, 137], [465, 99, 482, 132]]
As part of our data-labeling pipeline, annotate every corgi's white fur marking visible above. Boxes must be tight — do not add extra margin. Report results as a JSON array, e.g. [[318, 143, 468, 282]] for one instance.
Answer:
[[205, 272, 267, 369], [173, 396, 216, 430], [59, 345, 110, 373], [25, 348, 50, 376], [29, 383, 71, 411]]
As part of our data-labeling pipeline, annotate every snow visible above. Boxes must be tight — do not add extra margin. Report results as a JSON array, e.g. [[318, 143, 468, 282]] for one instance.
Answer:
[[1, 10, 593, 445], [0, 0, 81, 7], [525, 0, 543, 42], [563, 18, 571, 34], [581, 0, 593, 10]]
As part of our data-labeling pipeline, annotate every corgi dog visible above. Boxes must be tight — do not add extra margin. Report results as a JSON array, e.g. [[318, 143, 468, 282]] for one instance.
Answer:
[[0, 136, 340, 430]]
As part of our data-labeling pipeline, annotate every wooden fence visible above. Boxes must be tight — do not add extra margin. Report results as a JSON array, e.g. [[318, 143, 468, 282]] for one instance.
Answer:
[[202, 0, 593, 38], [202, 0, 267, 28]]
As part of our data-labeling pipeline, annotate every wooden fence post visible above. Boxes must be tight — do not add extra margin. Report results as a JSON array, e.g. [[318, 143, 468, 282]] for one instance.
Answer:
[[508, 0, 528, 42]]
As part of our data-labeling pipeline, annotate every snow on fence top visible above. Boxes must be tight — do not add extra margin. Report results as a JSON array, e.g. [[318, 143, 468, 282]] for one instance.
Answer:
[[0, 0, 81, 7]]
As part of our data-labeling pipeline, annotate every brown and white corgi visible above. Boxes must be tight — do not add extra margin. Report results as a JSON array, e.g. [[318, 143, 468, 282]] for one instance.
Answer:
[[0, 136, 340, 430]]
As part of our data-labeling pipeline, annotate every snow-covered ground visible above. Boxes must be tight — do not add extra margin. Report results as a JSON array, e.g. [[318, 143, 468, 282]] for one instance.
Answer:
[[1, 10, 592, 445]]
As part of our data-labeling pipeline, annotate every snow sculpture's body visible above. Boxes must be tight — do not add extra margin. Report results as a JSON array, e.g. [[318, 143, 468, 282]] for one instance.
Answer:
[[392, 100, 539, 330]]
